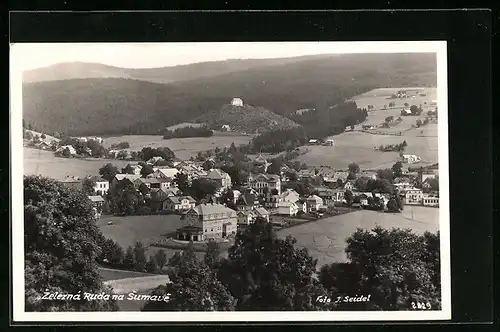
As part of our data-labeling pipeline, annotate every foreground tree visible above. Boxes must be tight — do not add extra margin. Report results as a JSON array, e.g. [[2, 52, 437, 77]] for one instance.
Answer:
[[219, 218, 327, 311], [154, 249, 167, 273], [142, 245, 236, 311], [24, 176, 118, 311], [81, 178, 96, 196], [319, 227, 441, 310]]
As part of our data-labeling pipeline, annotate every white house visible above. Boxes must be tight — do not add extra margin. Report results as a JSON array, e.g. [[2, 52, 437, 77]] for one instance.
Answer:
[[55, 145, 77, 156], [162, 196, 196, 212], [306, 195, 324, 212], [122, 164, 143, 175], [422, 194, 439, 207], [148, 168, 179, 179], [221, 125, 231, 132], [402, 154, 422, 164], [277, 201, 299, 216], [205, 169, 232, 190], [402, 188, 424, 205], [247, 173, 281, 196], [323, 139, 335, 146], [344, 181, 355, 191], [92, 177, 109, 196], [231, 98, 243, 107], [178, 203, 238, 241]]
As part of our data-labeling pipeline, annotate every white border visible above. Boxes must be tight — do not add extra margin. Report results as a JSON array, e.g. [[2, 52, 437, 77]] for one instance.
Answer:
[[11, 41, 450, 322]]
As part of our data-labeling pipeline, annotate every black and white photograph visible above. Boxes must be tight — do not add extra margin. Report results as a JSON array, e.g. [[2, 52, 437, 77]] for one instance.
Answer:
[[11, 41, 450, 322]]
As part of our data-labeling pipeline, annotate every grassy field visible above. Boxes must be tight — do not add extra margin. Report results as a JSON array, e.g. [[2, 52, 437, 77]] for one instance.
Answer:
[[293, 131, 438, 169], [23, 147, 131, 180], [277, 206, 440, 268], [292, 87, 439, 168], [97, 214, 207, 262], [98, 267, 157, 281], [102, 134, 253, 160]]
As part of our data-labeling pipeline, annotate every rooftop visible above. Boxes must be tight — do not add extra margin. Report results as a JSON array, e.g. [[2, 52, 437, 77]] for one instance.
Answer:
[[189, 203, 237, 216]]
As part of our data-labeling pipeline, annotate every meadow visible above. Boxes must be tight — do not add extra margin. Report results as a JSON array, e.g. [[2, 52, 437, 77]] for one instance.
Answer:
[[293, 131, 438, 169], [277, 206, 440, 268], [103, 134, 253, 160], [23, 147, 131, 180], [292, 87, 439, 169]]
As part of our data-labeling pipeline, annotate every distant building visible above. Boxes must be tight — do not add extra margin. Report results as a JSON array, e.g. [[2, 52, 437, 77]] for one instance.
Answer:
[[277, 201, 299, 216], [401, 188, 424, 205], [60, 176, 82, 190], [163, 196, 196, 212], [231, 98, 243, 107], [205, 169, 232, 190], [308, 139, 319, 145], [87, 176, 109, 196], [177, 203, 238, 241], [323, 139, 335, 146], [402, 154, 422, 164], [55, 145, 77, 156], [247, 173, 281, 196], [148, 168, 179, 179], [122, 164, 142, 175], [253, 154, 271, 172], [306, 195, 324, 212], [221, 124, 231, 132], [87, 195, 105, 219], [422, 194, 439, 207]]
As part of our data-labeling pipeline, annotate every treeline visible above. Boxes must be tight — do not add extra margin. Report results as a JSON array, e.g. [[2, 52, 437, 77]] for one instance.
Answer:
[[238, 102, 367, 154], [109, 141, 130, 150], [290, 101, 368, 139], [163, 126, 213, 139], [377, 140, 408, 152]]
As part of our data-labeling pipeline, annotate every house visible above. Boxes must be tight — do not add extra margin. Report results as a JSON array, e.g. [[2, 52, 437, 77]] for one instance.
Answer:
[[177, 203, 238, 241], [55, 145, 77, 156], [110, 174, 142, 189], [205, 169, 232, 190], [315, 187, 337, 206], [401, 108, 412, 115], [295, 199, 308, 213], [231, 189, 241, 204], [308, 139, 320, 145], [237, 210, 256, 227], [247, 173, 281, 196], [362, 124, 375, 130], [221, 125, 231, 132], [265, 188, 300, 209], [297, 169, 314, 180], [359, 171, 377, 180], [236, 193, 261, 211], [134, 177, 173, 191], [254, 207, 270, 222], [344, 181, 355, 191], [163, 196, 196, 212], [231, 98, 243, 107], [87, 195, 105, 219], [252, 154, 271, 172], [87, 176, 109, 196], [402, 154, 422, 164], [60, 176, 82, 190], [324, 171, 349, 185], [357, 193, 371, 206], [306, 195, 324, 212], [148, 168, 179, 179], [150, 187, 176, 203], [323, 139, 335, 146], [422, 194, 439, 207], [122, 164, 142, 175], [401, 188, 424, 205], [147, 156, 165, 165], [277, 201, 299, 216]]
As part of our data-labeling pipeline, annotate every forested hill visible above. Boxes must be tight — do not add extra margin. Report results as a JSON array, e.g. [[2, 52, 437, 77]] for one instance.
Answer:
[[23, 55, 333, 84], [22, 53, 437, 136]]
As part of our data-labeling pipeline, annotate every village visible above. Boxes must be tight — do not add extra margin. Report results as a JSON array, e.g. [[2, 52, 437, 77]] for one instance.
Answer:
[[52, 145, 439, 244]]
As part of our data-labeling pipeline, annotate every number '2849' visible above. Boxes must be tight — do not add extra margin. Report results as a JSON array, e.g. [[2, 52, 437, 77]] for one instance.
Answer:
[[411, 302, 432, 310]]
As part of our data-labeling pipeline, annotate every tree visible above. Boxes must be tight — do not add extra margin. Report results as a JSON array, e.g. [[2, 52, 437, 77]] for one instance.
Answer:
[[219, 218, 326, 310], [344, 190, 354, 206], [109, 181, 142, 215], [145, 255, 159, 273], [123, 164, 135, 174], [140, 164, 154, 178], [40, 133, 46, 140], [154, 249, 167, 273], [143, 243, 236, 311], [267, 158, 283, 175], [204, 241, 221, 269], [173, 172, 189, 194], [28, 123, 33, 130], [385, 116, 394, 124], [404, 102, 409, 107], [23, 129, 34, 140], [348, 162, 360, 174], [82, 178, 96, 196], [354, 177, 371, 192], [123, 246, 136, 270], [376, 169, 394, 183], [133, 241, 147, 272], [99, 163, 119, 182], [416, 119, 423, 128], [392, 162, 403, 178], [24, 176, 118, 311], [286, 170, 298, 182], [101, 239, 125, 267], [331, 227, 441, 310], [202, 159, 215, 171], [189, 178, 220, 201]]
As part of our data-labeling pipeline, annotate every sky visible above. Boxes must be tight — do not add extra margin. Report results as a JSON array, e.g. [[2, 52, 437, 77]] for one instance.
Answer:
[[10, 41, 442, 72]]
